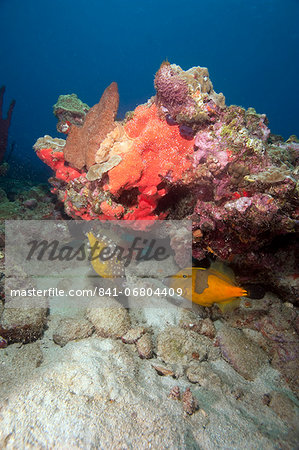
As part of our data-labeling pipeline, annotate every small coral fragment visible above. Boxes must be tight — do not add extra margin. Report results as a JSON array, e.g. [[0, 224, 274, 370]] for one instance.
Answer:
[[0, 335, 7, 348], [152, 365, 175, 377], [0, 308, 47, 344], [182, 388, 199, 415], [168, 385, 181, 400]]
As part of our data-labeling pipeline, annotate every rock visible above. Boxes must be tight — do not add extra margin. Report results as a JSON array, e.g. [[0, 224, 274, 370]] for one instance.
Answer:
[[186, 362, 222, 389], [86, 298, 131, 338], [22, 198, 38, 209], [157, 326, 211, 364], [136, 333, 153, 359], [179, 308, 203, 327], [254, 305, 299, 395], [0, 342, 43, 396], [181, 317, 216, 339], [121, 326, 146, 344], [0, 300, 5, 320], [207, 344, 222, 361], [0, 307, 47, 343], [0, 300, 4, 319], [241, 328, 270, 352], [0, 339, 199, 448], [0, 333, 297, 448], [53, 318, 94, 346], [217, 324, 269, 380], [199, 318, 216, 339], [269, 392, 297, 425]]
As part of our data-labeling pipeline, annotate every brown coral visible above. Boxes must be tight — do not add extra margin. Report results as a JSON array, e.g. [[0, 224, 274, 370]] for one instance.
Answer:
[[63, 82, 119, 170]]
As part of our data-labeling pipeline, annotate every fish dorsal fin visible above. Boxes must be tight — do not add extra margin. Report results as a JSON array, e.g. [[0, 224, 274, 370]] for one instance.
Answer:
[[208, 261, 237, 286]]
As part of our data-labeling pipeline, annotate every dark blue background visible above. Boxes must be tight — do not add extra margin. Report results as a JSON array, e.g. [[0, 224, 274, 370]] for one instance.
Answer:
[[0, 0, 298, 181]]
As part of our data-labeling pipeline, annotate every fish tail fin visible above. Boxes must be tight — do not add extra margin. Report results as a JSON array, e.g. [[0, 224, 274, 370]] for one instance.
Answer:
[[238, 287, 248, 297]]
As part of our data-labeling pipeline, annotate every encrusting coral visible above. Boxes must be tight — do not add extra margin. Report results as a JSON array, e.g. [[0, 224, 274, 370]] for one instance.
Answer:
[[34, 62, 299, 298]]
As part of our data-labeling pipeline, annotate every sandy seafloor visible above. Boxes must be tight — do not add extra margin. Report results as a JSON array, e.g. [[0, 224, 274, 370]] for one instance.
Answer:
[[0, 255, 298, 449]]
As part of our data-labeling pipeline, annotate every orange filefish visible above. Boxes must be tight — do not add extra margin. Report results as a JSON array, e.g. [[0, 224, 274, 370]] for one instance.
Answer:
[[168, 261, 247, 312]]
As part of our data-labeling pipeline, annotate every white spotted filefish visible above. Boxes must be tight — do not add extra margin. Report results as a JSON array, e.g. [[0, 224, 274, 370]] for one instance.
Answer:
[[87, 232, 125, 278]]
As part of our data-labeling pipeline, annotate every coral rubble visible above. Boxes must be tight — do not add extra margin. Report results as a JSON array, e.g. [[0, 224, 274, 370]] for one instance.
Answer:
[[34, 63, 299, 297]]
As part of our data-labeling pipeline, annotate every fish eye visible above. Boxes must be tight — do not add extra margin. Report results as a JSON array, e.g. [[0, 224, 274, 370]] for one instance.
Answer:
[[183, 274, 187, 278]]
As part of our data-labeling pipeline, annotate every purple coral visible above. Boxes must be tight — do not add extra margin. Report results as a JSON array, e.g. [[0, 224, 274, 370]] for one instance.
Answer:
[[154, 63, 196, 120], [194, 130, 229, 170], [154, 63, 189, 107]]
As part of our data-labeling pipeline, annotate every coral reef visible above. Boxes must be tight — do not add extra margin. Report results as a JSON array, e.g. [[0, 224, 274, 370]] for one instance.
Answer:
[[34, 63, 298, 298], [0, 85, 15, 163]]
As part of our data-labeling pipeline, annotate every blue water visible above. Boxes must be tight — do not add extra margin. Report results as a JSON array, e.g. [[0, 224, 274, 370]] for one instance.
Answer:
[[0, 0, 298, 182]]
